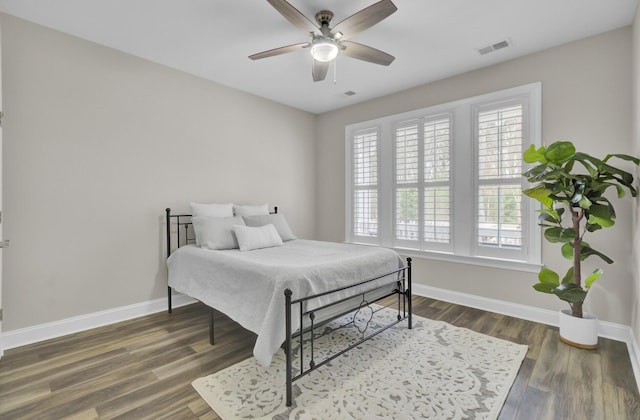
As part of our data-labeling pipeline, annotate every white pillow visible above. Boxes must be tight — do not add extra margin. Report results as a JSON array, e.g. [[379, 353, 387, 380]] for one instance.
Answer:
[[242, 213, 296, 241], [233, 203, 269, 217], [191, 216, 245, 250], [190, 202, 233, 218], [233, 224, 283, 251]]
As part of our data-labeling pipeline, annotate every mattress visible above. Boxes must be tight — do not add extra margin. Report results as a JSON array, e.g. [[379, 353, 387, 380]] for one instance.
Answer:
[[167, 239, 403, 366]]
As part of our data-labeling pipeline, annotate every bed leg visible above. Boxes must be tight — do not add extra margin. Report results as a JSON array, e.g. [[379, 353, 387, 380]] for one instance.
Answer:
[[285, 289, 293, 407], [407, 257, 412, 329], [209, 309, 215, 345], [166, 208, 173, 314]]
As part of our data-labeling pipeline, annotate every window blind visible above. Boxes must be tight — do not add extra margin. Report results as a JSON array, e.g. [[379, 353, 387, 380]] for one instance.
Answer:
[[352, 129, 379, 238], [477, 104, 524, 249], [424, 117, 451, 244], [395, 123, 419, 241]]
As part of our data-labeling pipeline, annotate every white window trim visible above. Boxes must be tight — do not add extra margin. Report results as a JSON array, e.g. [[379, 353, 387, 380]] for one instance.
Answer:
[[346, 126, 382, 245], [345, 83, 542, 272]]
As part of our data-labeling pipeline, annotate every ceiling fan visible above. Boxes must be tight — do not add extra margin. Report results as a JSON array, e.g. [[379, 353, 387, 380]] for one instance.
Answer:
[[249, 0, 397, 82]]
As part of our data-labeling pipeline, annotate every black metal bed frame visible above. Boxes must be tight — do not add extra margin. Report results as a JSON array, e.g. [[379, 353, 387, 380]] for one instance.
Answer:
[[284, 260, 411, 406], [165, 207, 412, 407]]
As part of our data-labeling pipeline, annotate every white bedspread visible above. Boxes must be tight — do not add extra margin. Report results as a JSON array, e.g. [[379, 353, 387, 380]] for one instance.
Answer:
[[167, 239, 403, 366]]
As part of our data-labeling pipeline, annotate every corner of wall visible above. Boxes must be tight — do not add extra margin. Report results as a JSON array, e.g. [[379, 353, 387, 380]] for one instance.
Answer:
[[630, 1, 640, 366]]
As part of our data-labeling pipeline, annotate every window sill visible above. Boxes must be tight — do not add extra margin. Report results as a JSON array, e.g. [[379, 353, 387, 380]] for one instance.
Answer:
[[396, 247, 542, 273], [349, 241, 542, 273]]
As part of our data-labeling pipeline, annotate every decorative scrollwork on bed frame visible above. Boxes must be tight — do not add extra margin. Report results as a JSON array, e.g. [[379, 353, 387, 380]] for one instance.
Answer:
[[284, 258, 412, 407]]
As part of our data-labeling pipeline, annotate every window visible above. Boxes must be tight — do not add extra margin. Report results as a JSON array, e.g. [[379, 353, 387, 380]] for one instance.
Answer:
[[346, 83, 541, 271], [393, 115, 452, 252], [474, 102, 527, 261], [351, 128, 379, 243]]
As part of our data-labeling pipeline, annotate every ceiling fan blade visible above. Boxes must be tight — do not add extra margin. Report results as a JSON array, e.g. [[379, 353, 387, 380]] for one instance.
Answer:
[[341, 41, 395, 65], [312, 60, 329, 82], [249, 42, 310, 60], [331, 0, 397, 40], [267, 0, 318, 34]]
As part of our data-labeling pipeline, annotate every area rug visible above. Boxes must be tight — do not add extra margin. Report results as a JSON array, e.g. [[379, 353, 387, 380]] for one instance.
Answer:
[[192, 306, 528, 419]]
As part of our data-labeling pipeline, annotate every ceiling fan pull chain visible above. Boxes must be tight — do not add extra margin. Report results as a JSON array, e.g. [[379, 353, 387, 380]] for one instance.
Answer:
[[333, 58, 337, 84]]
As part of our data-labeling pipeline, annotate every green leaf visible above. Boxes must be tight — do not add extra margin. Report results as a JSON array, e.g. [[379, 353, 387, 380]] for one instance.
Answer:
[[562, 267, 574, 284], [544, 227, 562, 243], [553, 282, 588, 304], [522, 164, 550, 181], [585, 269, 604, 289], [523, 185, 554, 208], [544, 227, 577, 243], [602, 162, 634, 185], [533, 283, 556, 294], [523, 144, 547, 164], [572, 152, 601, 178], [589, 203, 613, 218], [561, 243, 574, 260], [578, 195, 592, 210], [538, 268, 560, 286], [580, 245, 614, 264], [564, 160, 575, 173], [560, 228, 577, 242], [585, 223, 603, 233], [603, 153, 640, 165], [587, 214, 615, 228], [587, 204, 615, 228], [544, 141, 576, 164], [537, 209, 562, 224], [577, 195, 592, 209], [612, 183, 626, 199]]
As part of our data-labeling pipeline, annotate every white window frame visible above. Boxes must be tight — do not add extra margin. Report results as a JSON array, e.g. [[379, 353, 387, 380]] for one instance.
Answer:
[[346, 126, 382, 245], [472, 97, 530, 262], [345, 83, 542, 272], [392, 113, 454, 253]]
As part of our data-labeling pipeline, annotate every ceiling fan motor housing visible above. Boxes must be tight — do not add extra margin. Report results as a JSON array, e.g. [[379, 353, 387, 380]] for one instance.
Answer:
[[315, 10, 334, 27]]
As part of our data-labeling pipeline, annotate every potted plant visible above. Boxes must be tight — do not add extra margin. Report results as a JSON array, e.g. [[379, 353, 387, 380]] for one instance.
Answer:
[[522, 140, 639, 349]]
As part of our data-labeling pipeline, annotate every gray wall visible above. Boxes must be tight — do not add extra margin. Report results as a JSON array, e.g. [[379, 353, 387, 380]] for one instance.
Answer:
[[1, 14, 317, 331], [316, 27, 636, 326]]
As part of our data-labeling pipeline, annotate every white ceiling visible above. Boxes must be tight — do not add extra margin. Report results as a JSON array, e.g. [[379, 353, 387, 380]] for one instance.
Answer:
[[0, 0, 637, 114]]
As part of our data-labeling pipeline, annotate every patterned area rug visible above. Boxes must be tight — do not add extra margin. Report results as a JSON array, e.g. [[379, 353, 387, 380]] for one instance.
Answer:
[[192, 306, 528, 419]]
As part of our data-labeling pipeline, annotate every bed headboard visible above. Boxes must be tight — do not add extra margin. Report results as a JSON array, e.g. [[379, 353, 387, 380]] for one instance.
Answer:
[[165, 206, 278, 257]]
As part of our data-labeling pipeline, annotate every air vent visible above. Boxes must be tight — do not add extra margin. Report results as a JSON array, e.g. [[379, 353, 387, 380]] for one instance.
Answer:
[[477, 39, 511, 55], [344, 91, 356, 96]]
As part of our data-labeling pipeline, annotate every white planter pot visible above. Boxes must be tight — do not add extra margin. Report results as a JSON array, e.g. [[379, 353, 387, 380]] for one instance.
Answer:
[[558, 309, 598, 349]]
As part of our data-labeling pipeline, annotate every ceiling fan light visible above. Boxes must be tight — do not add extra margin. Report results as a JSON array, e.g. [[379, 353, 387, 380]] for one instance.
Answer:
[[311, 41, 339, 62]]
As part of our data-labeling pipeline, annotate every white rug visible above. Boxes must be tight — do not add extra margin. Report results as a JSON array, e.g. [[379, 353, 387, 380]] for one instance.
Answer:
[[192, 307, 528, 419]]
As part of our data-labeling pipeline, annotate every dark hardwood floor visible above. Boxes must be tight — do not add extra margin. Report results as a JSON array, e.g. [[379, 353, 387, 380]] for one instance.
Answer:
[[1, 296, 639, 419]]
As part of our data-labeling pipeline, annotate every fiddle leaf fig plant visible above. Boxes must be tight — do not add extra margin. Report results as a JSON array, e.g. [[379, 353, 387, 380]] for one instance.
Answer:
[[522, 141, 639, 318]]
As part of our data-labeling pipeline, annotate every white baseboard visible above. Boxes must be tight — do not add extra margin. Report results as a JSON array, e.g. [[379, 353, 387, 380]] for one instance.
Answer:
[[0, 293, 197, 352], [412, 283, 640, 394], [2, 284, 639, 394], [627, 329, 640, 396]]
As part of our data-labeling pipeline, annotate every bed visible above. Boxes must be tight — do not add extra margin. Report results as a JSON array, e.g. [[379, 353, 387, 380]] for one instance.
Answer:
[[165, 206, 412, 406]]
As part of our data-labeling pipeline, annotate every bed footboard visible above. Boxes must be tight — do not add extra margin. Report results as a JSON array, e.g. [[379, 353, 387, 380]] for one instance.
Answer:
[[284, 257, 412, 407]]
